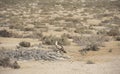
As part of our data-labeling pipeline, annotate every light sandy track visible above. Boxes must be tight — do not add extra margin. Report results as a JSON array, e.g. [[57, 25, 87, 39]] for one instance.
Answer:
[[0, 58, 120, 74]]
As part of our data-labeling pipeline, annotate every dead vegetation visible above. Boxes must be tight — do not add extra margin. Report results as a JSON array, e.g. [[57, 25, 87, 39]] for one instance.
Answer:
[[0, 29, 13, 37], [0, 57, 20, 69], [42, 35, 70, 45], [19, 41, 31, 47], [107, 27, 120, 36], [0, 49, 68, 61]]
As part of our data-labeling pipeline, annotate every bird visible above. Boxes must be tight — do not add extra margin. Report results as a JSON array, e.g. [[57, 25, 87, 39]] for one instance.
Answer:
[[55, 41, 67, 53]]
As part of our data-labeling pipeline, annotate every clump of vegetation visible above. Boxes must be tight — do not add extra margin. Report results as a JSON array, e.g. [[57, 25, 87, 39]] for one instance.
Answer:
[[0, 29, 13, 37], [0, 57, 20, 69], [19, 41, 31, 47], [115, 36, 120, 41], [86, 60, 95, 64], [42, 35, 70, 45], [107, 27, 120, 36], [73, 35, 108, 47], [11, 61, 20, 69], [9, 24, 24, 31], [74, 27, 92, 34], [23, 27, 34, 31], [84, 44, 99, 51], [97, 29, 108, 35], [32, 31, 43, 39]]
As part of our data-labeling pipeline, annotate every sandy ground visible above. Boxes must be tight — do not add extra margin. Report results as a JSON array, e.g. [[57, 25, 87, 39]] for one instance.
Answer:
[[0, 56, 120, 74]]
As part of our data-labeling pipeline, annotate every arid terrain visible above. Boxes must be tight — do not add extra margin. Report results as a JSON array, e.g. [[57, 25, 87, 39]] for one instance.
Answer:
[[0, 0, 120, 74]]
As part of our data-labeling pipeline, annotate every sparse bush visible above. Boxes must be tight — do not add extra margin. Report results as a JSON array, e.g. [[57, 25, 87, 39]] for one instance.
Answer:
[[19, 41, 31, 47], [97, 29, 107, 35], [74, 27, 92, 34], [42, 35, 58, 45], [115, 36, 120, 41], [9, 24, 24, 31], [84, 44, 99, 51], [0, 57, 10, 67], [0, 57, 20, 69], [0, 29, 13, 37], [32, 31, 43, 39], [73, 35, 107, 47], [11, 61, 20, 69], [107, 27, 120, 36], [23, 27, 34, 31], [42, 35, 70, 45], [0, 49, 68, 61]]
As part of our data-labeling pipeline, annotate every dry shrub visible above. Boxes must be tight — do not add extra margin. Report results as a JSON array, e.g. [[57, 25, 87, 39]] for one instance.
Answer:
[[10, 61, 20, 69], [73, 35, 108, 47], [9, 24, 24, 30], [0, 57, 11, 67], [115, 36, 120, 41], [74, 27, 92, 34], [0, 49, 68, 61], [0, 29, 13, 37], [19, 41, 31, 47], [42, 35, 70, 45], [107, 27, 120, 36], [97, 29, 108, 35], [0, 57, 20, 69], [83, 44, 99, 51], [32, 31, 43, 39], [24, 27, 34, 31]]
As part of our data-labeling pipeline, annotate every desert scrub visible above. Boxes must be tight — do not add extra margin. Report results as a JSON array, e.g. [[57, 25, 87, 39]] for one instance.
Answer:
[[0, 29, 13, 37], [73, 35, 109, 47], [32, 31, 43, 39], [19, 41, 31, 47], [74, 27, 92, 34], [97, 29, 108, 35], [107, 27, 120, 36], [83, 44, 99, 51], [42, 35, 70, 45], [9, 24, 24, 31], [0, 57, 20, 69], [115, 36, 120, 41]]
